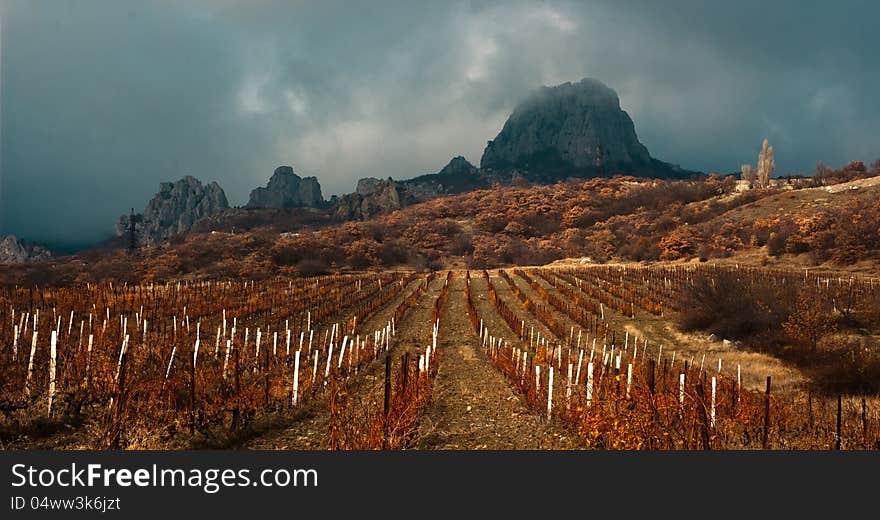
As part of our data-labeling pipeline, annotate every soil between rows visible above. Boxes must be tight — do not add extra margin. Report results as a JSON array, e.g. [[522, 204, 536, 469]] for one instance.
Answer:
[[417, 274, 578, 449]]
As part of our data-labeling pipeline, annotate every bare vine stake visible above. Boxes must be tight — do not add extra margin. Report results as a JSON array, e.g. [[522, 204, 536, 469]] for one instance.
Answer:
[[292, 350, 300, 405], [575, 349, 584, 386], [586, 363, 594, 406], [383, 355, 391, 449], [836, 394, 842, 450], [626, 363, 633, 399], [566, 363, 573, 411], [679, 373, 685, 407], [25, 330, 38, 396], [547, 366, 554, 419], [338, 336, 348, 369], [85, 335, 93, 384], [163, 346, 177, 390], [222, 339, 232, 381], [255, 329, 262, 371], [48, 331, 57, 417], [312, 350, 319, 384], [324, 342, 334, 383], [710, 377, 716, 428], [736, 365, 741, 404], [762, 376, 771, 449]]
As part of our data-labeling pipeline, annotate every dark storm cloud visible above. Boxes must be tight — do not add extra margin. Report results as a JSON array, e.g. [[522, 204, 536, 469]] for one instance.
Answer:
[[1, 0, 878, 246]]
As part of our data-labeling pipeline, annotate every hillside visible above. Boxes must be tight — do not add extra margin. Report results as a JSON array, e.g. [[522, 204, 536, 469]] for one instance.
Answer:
[[5, 168, 880, 286]]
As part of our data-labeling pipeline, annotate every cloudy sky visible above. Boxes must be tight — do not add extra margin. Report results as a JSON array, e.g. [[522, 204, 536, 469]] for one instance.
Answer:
[[1, 0, 878, 247]]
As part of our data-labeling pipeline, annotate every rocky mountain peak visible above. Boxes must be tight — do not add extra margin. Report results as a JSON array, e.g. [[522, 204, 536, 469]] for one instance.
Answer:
[[402, 156, 487, 199], [246, 166, 324, 209], [116, 176, 229, 246], [334, 177, 416, 221], [480, 77, 686, 180], [0, 235, 51, 264]]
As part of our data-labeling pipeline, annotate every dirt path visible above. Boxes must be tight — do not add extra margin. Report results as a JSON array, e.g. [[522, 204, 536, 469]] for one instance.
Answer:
[[244, 276, 443, 449], [417, 273, 578, 449]]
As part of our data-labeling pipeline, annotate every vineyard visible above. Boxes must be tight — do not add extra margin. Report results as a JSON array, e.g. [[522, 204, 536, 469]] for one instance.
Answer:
[[1, 264, 878, 450]]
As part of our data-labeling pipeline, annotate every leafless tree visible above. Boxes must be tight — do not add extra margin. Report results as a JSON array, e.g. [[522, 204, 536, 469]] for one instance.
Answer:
[[757, 139, 775, 188]]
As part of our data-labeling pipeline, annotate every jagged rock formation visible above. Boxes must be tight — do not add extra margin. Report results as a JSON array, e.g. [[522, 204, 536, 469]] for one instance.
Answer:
[[402, 156, 489, 199], [0, 235, 51, 264], [480, 78, 690, 181], [116, 176, 229, 246], [246, 166, 324, 209], [332, 177, 417, 221]]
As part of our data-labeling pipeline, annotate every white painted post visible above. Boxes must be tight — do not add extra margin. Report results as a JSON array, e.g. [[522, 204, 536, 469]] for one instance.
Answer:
[[575, 349, 584, 386], [566, 363, 573, 410], [626, 363, 633, 399], [223, 340, 232, 381], [324, 342, 334, 382], [710, 376, 717, 428], [586, 362, 594, 406], [215, 326, 221, 357], [25, 330, 38, 396], [338, 336, 348, 369], [292, 350, 301, 406], [48, 331, 57, 416], [312, 350, 319, 383], [547, 366, 554, 419], [535, 365, 541, 393], [163, 345, 177, 390], [679, 373, 685, 406], [255, 329, 262, 366], [737, 364, 741, 400]]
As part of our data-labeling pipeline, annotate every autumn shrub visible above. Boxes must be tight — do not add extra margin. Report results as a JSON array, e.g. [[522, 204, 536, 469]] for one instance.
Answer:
[[677, 270, 794, 341]]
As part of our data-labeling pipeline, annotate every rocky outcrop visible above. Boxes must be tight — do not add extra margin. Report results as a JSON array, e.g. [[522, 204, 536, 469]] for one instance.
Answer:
[[332, 177, 417, 221], [480, 77, 690, 180], [116, 176, 229, 246], [402, 156, 488, 199], [0, 235, 51, 264], [246, 166, 324, 209]]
